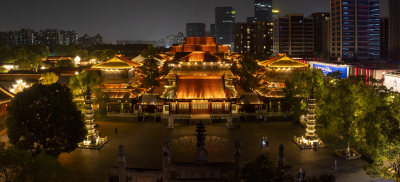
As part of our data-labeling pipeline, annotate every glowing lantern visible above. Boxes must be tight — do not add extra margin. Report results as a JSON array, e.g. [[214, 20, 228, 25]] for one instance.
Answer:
[[10, 79, 29, 94], [74, 56, 81, 65]]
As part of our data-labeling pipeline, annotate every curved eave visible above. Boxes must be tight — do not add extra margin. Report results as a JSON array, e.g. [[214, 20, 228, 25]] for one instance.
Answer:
[[92, 63, 134, 69]]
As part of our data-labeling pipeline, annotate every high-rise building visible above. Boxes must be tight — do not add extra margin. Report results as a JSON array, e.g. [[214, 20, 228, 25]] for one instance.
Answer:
[[247, 17, 256, 23], [272, 9, 279, 20], [380, 17, 389, 59], [210, 24, 216, 37], [186, 23, 206, 37], [389, 0, 400, 61], [176, 32, 185, 44], [59, 30, 78, 45], [166, 32, 185, 48], [330, 0, 380, 61], [273, 14, 314, 58], [234, 23, 255, 54], [312, 12, 330, 58], [78, 34, 103, 47], [234, 22, 273, 56], [215, 7, 235, 45], [254, 0, 273, 22]]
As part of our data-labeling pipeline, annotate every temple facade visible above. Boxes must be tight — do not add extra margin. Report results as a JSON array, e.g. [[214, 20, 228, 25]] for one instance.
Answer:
[[256, 53, 309, 114], [162, 37, 239, 127], [92, 54, 145, 117]]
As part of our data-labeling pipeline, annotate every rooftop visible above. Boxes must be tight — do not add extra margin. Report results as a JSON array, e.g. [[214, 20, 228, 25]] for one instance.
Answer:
[[259, 53, 309, 68], [92, 55, 141, 69]]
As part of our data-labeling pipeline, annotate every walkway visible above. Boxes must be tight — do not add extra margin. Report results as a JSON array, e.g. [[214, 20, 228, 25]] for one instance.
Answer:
[[58, 121, 391, 182]]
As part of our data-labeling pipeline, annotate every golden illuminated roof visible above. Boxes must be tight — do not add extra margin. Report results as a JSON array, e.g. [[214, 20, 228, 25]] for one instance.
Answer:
[[175, 77, 226, 99], [170, 37, 230, 54], [92, 55, 140, 69], [258, 53, 308, 68], [177, 51, 223, 62]]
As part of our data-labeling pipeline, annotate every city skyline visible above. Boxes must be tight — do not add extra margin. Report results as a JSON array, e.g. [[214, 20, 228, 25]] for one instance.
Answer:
[[0, 0, 389, 42]]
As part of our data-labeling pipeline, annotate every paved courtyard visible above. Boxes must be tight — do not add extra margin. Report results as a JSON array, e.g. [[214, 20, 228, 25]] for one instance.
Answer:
[[58, 119, 389, 182]]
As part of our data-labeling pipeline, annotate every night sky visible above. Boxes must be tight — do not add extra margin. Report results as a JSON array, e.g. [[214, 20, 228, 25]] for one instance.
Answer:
[[0, 0, 389, 42]]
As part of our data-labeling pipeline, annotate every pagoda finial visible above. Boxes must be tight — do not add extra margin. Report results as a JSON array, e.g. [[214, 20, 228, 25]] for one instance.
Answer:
[[196, 121, 206, 147], [195, 121, 208, 162]]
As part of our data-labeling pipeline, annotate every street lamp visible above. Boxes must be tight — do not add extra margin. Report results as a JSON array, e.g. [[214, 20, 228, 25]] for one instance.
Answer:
[[10, 79, 29, 94]]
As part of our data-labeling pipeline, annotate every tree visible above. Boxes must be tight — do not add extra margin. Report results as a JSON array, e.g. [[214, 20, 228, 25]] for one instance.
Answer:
[[11, 46, 47, 71], [241, 154, 290, 182], [0, 45, 14, 64], [364, 91, 400, 181], [6, 83, 86, 157], [284, 69, 329, 121], [0, 147, 72, 182], [69, 70, 102, 98], [69, 70, 106, 117], [303, 174, 336, 182], [40, 72, 59, 85], [100, 49, 116, 61], [140, 45, 160, 89], [89, 49, 116, 62], [230, 54, 261, 92], [55, 59, 75, 68], [318, 77, 379, 149]]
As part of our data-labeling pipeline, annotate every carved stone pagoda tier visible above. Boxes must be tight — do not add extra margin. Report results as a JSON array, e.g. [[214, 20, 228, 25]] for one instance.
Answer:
[[294, 85, 324, 150], [79, 87, 108, 149]]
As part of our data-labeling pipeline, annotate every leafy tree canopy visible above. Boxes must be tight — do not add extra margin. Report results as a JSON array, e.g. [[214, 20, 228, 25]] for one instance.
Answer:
[[140, 45, 160, 89], [55, 59, 75, 68], [40, 72, 59, 85], [69, 70, 102, 97], [6, 83, 86, 157], [241, 154, 290, 182], [0, 147, 72, 182]]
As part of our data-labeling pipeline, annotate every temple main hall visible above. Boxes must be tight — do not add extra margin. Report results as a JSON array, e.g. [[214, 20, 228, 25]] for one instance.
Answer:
[[162, 37, 239, 128]]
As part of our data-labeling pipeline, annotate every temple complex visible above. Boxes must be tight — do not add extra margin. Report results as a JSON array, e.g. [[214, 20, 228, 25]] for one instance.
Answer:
[[92, 38, 310, 124]]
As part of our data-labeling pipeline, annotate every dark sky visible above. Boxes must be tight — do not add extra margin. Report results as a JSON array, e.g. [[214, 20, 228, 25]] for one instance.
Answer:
[[0, 0, 389, 42]]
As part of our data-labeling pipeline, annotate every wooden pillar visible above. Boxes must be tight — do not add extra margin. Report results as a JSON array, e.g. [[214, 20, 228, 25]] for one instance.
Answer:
[[278, 101, 281, 113]]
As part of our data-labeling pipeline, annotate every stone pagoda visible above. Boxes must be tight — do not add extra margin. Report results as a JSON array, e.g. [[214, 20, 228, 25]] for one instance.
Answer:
[[79, 86, 107, 149], [294, 85, 323, 149]]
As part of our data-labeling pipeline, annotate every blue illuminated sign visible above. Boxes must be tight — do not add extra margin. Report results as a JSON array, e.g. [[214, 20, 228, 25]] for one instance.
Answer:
[[313, 64, 348, 78]]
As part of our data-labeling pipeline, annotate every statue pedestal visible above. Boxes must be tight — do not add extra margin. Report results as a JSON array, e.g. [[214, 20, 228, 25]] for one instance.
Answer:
[[226, 117, 234, 129], [168, 116, 175, 128]]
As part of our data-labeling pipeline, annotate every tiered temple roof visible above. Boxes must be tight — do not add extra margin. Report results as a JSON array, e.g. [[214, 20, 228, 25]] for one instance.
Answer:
[[176, 51, 224, 62], [256, 53, 309, 98], [92, 54, 140, 69], [258, 53, 308, 68], [176, 77, 227, 99], [170, 37, 230, 54]]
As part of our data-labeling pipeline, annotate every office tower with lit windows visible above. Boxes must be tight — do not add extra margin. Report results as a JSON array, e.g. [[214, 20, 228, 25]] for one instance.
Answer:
[[215, 7, 235, 45], [254, 0, 273, 22], [234, 22, 272, 56], [186, 23, 206, 37], [330, 0, 380, 61], [389, 0, 400, 61], [273, 14, 314, 58], [380, 17, 389, 59], [312, 12, 330, 58]]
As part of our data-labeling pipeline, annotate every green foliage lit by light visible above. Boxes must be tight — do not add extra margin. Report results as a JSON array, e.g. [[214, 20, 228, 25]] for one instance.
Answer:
[[0, 147, 73, 182], [140, 45, 161, 89], [6, 83, 86, 157], [40, 72, 59, 85], [286, 69, 400, 181], [230, 54, 261, 92]]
